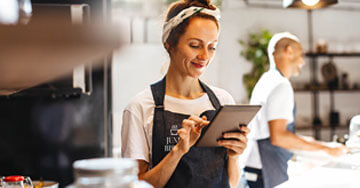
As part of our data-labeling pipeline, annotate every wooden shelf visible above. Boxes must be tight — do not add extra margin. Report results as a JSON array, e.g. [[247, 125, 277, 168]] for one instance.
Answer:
[[306, 52, 360, 57]]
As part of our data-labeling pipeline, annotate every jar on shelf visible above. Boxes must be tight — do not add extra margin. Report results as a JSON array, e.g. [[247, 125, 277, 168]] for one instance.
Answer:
[[66, 158, 152, 188]]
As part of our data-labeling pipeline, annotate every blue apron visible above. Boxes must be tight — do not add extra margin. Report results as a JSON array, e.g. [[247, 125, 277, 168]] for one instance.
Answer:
[[150, 77, 230, 188], [257, 105, 296, 188]]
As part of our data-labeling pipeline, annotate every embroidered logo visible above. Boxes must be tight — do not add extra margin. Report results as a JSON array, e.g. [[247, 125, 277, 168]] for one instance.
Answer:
[[164, 124, 180, 152]]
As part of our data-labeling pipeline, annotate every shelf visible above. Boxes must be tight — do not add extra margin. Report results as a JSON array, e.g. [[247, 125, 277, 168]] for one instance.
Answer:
[[306, 52, 360, 57], [0, 88, 83, 99], [295, 89, 360, 93]]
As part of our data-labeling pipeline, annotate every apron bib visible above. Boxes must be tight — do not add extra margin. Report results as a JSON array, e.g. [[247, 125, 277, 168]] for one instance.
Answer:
[[150, 77, 230, 188]]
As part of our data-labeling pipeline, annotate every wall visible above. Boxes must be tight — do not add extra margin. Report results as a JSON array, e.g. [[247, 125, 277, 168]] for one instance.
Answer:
[[112, 1, 360, 154]]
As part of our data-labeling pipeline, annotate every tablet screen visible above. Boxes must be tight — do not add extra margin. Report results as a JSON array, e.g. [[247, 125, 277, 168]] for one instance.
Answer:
[[196, 105, 261, 147]]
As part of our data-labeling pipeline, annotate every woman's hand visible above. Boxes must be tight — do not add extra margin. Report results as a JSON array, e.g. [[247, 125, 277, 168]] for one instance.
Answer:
[[176, 115, 210, 154], [217, 126, 250, 159]]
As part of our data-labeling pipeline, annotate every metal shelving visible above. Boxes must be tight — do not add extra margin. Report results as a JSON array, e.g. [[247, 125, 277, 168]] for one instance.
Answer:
[[302, 52, 360, 140]]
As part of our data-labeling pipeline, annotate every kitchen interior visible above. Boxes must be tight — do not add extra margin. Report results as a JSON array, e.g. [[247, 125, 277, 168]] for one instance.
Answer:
[[1, 0, 360, 188]]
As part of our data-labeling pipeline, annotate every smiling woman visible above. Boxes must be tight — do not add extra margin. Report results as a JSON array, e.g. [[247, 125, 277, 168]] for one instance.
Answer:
[[120, 0, 250, 188]]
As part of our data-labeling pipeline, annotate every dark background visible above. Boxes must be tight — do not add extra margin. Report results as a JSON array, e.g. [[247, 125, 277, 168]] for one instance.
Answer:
[[0, 0, 112, 187]]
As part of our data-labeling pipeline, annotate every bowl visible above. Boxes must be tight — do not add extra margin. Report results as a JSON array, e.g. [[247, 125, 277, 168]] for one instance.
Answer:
[[32, 180, 59, 188]]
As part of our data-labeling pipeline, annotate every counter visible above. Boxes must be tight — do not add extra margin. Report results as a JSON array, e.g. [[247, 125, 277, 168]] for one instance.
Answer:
[[276, 143, 360, 188]]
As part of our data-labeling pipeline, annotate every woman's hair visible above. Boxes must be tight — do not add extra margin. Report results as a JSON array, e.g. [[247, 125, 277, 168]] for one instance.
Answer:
[[164, 0, 219, 51]]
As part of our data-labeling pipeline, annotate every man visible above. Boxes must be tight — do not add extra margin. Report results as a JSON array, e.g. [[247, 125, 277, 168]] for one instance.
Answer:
[[243, 32, 347, 188]]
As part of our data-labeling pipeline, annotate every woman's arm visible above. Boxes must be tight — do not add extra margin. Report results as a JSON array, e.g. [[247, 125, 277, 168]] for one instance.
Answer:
[[138, 115, 209, 188], [137, 145, 184, 188], [218, 126, 250, 188]]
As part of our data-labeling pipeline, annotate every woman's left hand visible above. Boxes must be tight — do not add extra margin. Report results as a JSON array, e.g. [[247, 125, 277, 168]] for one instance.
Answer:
[[217, 126, 250, 158]]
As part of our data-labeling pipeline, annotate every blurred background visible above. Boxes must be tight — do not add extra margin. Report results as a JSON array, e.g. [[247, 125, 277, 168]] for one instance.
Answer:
[[0, 0, 359, 187]]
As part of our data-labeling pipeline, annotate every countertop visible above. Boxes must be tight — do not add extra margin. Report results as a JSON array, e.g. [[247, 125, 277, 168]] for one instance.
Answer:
[[276, 143, 360, 188]]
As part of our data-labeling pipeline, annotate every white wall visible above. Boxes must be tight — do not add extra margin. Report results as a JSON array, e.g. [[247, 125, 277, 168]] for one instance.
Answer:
[[112, 1, 360, 154]]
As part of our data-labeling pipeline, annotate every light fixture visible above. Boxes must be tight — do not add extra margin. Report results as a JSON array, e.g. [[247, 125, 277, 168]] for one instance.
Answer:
[[283, 0, 338, 9], [302, 0, 320, 6]]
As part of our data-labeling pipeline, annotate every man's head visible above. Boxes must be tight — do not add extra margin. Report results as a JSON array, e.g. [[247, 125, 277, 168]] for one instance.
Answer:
[[268, 32, 305, 78]]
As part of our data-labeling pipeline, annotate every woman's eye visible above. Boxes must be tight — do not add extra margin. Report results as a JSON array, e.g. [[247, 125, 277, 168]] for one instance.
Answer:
[[189, 44, 200, 49], [209, 47, 216, 51]]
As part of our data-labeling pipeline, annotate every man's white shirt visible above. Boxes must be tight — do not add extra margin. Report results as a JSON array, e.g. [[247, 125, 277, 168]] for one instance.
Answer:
[[243, 69, 295, 169]]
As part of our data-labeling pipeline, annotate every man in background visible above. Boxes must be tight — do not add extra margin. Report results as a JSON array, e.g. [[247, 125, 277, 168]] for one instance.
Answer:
[[243, 32, 347, 188]]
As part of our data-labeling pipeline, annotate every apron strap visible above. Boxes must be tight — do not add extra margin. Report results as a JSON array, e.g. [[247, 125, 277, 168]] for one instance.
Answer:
[[199, 80, 221, 110], [150, 77, 166, 166], [150, 76, 166, 108]]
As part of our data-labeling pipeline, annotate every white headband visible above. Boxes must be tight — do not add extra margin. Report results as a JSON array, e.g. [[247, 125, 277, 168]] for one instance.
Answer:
[[268, 32, 300, 70], [162, 6, 221, 43]]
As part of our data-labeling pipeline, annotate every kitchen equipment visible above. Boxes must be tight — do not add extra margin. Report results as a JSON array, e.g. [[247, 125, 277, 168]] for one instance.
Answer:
[[66, 158, 152, 188], [0, 176, 33, 188], [321, 58, 338, 90], [32, 181, 58, 188], [346, 115, 360, 148]]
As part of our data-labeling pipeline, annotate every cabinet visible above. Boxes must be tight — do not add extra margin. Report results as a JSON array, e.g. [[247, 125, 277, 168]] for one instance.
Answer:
[[296, 52, 360, 139]]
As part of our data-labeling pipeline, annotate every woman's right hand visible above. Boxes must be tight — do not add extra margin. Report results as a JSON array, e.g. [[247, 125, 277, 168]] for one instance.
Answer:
[[175, 115, 210, 154]]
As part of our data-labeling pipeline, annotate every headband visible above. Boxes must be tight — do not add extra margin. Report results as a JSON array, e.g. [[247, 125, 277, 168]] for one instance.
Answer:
[[268, 32, 300, 70], [162, 6, 221, 43]]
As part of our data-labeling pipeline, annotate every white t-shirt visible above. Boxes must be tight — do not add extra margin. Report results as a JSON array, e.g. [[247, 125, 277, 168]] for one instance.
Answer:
[[244, 69, 294, 169], [121, 85, 235, 166]]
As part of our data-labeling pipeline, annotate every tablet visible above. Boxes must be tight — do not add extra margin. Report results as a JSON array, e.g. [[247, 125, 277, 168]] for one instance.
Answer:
[[195, 105, 261, 147]]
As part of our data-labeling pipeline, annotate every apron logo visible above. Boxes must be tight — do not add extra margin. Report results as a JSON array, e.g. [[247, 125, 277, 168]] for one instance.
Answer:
[[170, 124, 178, 136], [164, 125, 179, 152]]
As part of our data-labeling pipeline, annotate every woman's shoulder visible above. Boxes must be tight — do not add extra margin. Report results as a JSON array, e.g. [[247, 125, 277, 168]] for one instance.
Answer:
[[124, 87, 155, 113], [208, 85, 235, 105]]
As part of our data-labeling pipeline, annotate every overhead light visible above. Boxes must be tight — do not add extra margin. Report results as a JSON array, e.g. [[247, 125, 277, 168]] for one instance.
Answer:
[[302, 0, 320, 6], [283, 0, 338, 9]]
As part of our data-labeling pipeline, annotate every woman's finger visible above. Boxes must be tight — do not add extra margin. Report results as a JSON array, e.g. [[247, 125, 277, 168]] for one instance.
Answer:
[[223, 132, 248, 143], [218, 142, 245, 154], [189, 115, 210, 127], [182, 119, 195, 129], [218, 140, 247, 150], [240, 126, 250, 136]]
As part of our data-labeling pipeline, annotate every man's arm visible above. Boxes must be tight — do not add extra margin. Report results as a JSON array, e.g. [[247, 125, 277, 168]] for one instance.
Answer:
[[268, 119, 345, 156]]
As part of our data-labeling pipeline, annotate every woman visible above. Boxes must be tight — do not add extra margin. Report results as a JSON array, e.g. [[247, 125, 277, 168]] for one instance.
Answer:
[[121, 0, 249, 187]]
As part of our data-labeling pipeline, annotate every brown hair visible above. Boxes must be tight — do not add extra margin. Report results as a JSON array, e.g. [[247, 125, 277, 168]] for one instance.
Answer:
[[164, 0, 219, 51]]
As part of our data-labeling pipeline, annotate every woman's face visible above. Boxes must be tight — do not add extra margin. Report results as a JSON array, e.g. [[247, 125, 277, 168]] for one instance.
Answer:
[[168, 17, 219, 78]]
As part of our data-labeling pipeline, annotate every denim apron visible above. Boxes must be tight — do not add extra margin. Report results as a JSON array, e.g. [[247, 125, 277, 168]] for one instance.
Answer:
[[150, 77, 230, 188], [257, 105, 296, 188]]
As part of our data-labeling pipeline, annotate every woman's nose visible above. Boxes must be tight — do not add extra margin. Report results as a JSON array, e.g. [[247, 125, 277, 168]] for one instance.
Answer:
[[197, 48, 209, 60]]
